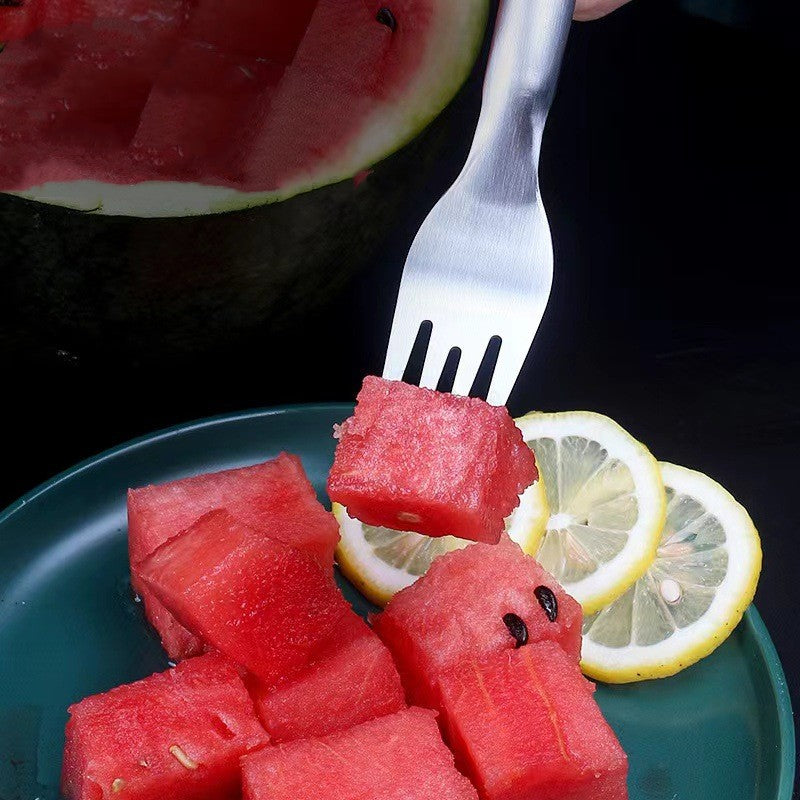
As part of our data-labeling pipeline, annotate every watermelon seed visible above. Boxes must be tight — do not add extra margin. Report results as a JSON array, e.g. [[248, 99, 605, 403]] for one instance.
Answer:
[[169, 745, 199, 770], [534, 586, 558, 622], [503, 613, 528, 648], [0, 1, 23, 6], [111, 779, 126, 793], [376, 7, 397, 31]]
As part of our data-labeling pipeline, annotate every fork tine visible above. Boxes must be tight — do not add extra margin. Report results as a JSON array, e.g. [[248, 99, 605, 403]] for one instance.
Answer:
[[383, 313, 425, 381], [450, 340, 489, 397], [419, 330, 455, 390], [486, 335, 533, 407]]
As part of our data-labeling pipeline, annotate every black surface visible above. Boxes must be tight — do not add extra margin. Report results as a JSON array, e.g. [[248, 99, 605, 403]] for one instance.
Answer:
[[1, 0, 797, 767]]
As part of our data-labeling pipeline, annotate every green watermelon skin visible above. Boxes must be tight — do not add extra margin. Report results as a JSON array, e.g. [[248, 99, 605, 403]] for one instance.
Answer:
[[61, 652, 269, 800], [328, 377, 538, 543], [0, 124, 459, 369], [248, 615, 406, 743], [372, 537, 583, 708], [437, 642, 628, 800], [240, 707, 479, 800], [136, 509, 352, 686], [127, 453, 339, 661]]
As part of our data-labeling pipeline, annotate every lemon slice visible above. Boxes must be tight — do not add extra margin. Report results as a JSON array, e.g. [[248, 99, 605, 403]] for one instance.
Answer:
[[581, 462, 762, 682], [517, 411, 665, 614], [334, 478, 549, 606]]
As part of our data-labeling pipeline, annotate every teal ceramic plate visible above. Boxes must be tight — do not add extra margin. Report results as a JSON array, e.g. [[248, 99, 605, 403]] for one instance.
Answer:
[[0, 405, 794, 799]]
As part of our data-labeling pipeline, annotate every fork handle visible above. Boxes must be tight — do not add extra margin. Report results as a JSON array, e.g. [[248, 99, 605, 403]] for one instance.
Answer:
[[461, 0, 575, 201]]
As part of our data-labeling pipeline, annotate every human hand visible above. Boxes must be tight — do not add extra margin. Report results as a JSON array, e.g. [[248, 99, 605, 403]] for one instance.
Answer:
[[574, 0, 632, 21]]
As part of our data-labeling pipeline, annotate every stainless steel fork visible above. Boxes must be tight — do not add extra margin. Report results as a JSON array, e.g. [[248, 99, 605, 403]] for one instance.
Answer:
[[383, 0, 575, 406]]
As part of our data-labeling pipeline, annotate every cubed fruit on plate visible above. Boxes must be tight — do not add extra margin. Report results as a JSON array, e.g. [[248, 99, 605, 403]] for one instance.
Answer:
[[61, 653, 269, 800], [249, 615, 406, 743], [135, 509, 351, 686], [372, 537, 582, 708], [438, 642, 628, 800], [127, 453, 339, 660], [328, 377, 538, 543], [241, 707, 479, 800]]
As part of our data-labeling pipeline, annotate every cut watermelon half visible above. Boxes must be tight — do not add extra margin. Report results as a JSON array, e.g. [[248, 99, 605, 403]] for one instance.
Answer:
[[372, 537, 583, 708], [438, 642, 629, 800], [127, 453, 339, 660], [135, 509, 353, 686], [61, 652, 269, 800], [328, 377, 539, 543], [248, 615, 406, 743], [0, 0, 488, 216], [241, 707, 479, 800]]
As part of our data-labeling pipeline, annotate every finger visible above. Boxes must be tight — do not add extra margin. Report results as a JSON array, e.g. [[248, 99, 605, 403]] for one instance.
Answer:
[[573, 0, 633, 21]]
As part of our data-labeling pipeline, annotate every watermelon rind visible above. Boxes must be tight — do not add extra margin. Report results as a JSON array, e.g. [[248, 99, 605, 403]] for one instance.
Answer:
[[5, 0, 489, 217]]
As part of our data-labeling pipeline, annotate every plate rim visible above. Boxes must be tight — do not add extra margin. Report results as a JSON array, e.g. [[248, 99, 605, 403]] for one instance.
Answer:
[[0, 403, 795, 798]]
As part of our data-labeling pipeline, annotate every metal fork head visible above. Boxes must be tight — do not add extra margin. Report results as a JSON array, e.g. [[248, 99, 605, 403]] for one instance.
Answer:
[[383, 0, 574, 407], [383, 180, 554, 406]]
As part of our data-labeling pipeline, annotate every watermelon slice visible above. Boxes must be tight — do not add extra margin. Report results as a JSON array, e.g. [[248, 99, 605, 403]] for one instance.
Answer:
[[372, 538, 582, 707], [127, 453, 339, 660], [437, 642, 628, 800], [0, 0, 488, 215], [240, 707, 479, 800], [135, 509, 353, 686], [61, 652, 269, 800], [248, 615, 406, 743], [328, 377, 538, 543]]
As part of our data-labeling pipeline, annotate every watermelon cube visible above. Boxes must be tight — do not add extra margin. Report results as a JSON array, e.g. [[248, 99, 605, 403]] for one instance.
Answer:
[[249, 615, 406, 743], [437, 642, 628, 800], [61, 653, 269, 800], [372, 538, 582, 707], [327, 377, 538, 543], [241, 707, 479, 800], [136, 509, 352, 686], [128, 453, 339, 660]]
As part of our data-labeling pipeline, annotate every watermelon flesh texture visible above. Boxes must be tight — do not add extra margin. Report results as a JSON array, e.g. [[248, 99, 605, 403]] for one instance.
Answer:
[[136, 509, 353, 686], [372, 538, 583, 708], [328, 377, 538, 543], [0, 0, 455, 193], [61, 652, 269, 800], [240, 707, 479, 800], [438, 642, 628, 800], [127, 453, 339, 660], [248, 615, 406, 743]]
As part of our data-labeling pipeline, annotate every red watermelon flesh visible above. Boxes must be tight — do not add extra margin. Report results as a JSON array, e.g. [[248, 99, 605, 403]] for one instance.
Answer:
[[136, 509, 353, 686], [127, 453, 339, 661], [0, 0, 442, 192], [438, 642, 628, 800], [372, 538, 582, 708], [248, 615, 406, 743], [1, 20, 176, 172], [61, 652, 269, 800], [0, 0, 190, 41], [328, 377, 538, 543], [240, 707, 479, 800], [131, 42, 284, 180]]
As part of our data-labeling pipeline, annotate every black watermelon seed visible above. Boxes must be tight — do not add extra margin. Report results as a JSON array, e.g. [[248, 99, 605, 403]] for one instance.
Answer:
[[534, 585, 558, 622], [376, 7, 397, 31], [502, 613, 528, 648], [0, 1, 24, 6]]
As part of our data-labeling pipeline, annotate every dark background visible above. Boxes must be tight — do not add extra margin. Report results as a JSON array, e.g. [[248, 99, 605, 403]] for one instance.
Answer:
[[1, 0, 797, 761]]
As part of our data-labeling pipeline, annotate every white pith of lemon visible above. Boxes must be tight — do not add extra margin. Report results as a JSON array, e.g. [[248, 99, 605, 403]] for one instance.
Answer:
[[334, 478, 549, 607], [516, 411, 665, 615], [581, 461, 762, 683]]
